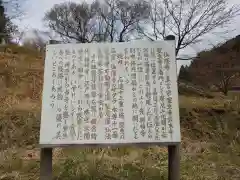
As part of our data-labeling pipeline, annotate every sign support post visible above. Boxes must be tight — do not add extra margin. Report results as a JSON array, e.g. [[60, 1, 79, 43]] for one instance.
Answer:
[[168, 145, 180, 180], [40, 148, 52, 180], [165, 35, 180, 180]]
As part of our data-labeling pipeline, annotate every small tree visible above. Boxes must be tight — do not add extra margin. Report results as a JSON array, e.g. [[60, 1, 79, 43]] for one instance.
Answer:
[[214, 67, 239, 95]]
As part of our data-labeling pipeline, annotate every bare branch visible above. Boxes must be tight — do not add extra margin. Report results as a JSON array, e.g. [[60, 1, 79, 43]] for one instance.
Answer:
[[3, 0, 26, 20], [44, 2, 98, 43], [45, 0, 150, 43], [140, 0, 240, 57]]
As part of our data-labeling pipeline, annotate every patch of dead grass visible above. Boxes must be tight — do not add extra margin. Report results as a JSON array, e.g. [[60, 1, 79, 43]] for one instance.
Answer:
[[179, 95, 229, 110]]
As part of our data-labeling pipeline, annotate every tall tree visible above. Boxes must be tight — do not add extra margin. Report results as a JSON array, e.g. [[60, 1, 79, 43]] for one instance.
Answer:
[[178, 65, 191, 82], [44, 0, 150, 43], [44, 1, 100, 43], [138, 0, 240, 59], [97, 0, 150, 42], [0, 0, 8, 43], [0, 0, 18, 43]]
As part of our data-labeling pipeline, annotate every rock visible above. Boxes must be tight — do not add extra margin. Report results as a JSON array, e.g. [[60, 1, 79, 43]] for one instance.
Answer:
[[26, 145, 33, 150]]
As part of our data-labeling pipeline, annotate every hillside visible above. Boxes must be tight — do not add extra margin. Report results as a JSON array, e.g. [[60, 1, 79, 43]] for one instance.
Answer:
[[180, 35, 240, 92], [0, 45, 240, 180]]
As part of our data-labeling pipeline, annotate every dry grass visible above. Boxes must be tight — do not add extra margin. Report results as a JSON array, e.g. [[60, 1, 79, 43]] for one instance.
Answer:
[[0, 46, 239, 179], [179, 95, 229, 109], [228, 91, 240, 110]]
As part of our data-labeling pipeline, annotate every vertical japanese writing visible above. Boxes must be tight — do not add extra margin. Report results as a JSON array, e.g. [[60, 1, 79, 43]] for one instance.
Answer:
[[98, 48, 104, 120], [118, 76, 125, 140], [137, 48, 146, 138], [77, 48, 84, 82], [124, 48, 130, 83], [164, 51, 173, 139], [54, 50, 63, 140], [117, 51, 125, 140], [90, 52, 97, 140], [50, 51, 57, 109], [151, 48, 157, 85], [131, 48, 139, 139], [76, 48, 84, 140], [111, 48, 118, 139], [151, 48, 160, 140], [83, 48, 90, 140], [104, 47, 111, 140], [157, 48, 167, 138], [69, 50, 77, 140], [144, 48, 153, 140], [62, 49, 70, 139]]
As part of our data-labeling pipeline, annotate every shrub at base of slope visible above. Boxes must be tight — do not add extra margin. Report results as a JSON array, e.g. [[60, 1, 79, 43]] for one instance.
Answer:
[[0, 44, 41, 57], [178, 82, 214, 98], [180, 107, 240, 142], [0, 110, 40, 150]]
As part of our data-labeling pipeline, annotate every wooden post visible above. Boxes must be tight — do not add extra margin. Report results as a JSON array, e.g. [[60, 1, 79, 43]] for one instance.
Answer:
[[40, 40, 61, 180], [165, 35, 180, 180], [168, 145, 180, 180], [40, 148, 53, 180]]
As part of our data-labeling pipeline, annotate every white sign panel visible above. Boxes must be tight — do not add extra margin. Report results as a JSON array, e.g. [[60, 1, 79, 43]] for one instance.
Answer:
[[39, 41, 181, 146]]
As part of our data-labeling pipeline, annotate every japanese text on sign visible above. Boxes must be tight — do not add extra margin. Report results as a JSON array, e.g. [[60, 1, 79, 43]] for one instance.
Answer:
[[40, 41, 180, 145]]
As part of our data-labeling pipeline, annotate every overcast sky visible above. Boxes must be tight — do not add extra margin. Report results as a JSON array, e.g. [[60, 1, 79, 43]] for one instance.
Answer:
[[13, 0, 240, 72]]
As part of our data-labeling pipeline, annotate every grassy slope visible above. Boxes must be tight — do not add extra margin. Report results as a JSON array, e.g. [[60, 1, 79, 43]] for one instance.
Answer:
[[0, 46, 239, 180]]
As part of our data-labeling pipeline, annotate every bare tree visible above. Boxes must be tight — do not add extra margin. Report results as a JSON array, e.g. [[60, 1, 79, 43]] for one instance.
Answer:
[[138, 0, 240, 59], [3, 0, 26, 20], [214, 67, 239, 95], [44, 2, 100, 43], [13, 25, 29, 44], [44, 0, 150, 43], [22, 29, 52, 53], [97, 0, 150, 42]]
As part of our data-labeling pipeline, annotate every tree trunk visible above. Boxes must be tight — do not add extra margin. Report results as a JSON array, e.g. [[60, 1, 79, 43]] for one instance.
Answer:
[[223, 89, 228, 96]]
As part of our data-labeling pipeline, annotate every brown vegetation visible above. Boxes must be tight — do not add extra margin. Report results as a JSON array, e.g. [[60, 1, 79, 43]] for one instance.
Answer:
[[0, 45, 239, 179], [180, 35, 240, 95]]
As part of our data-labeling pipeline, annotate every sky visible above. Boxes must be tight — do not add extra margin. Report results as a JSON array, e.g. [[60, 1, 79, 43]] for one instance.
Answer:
[[12, 0, 240, 72]]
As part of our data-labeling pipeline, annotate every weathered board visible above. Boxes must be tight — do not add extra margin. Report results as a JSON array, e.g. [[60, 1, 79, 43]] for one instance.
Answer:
[[39, 40, 180, 146]]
